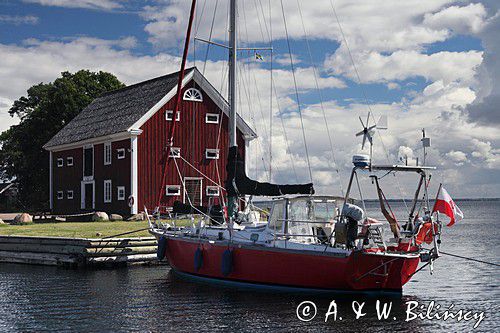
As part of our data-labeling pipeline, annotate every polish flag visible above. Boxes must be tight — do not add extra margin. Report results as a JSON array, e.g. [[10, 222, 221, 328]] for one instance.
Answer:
[[432, 186, 464, 227]]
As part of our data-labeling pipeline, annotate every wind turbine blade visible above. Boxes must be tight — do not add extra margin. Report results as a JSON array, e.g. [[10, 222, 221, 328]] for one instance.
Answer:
[[362, 135, 367, 150], [359, 116, 365, 128], [366, 112, 370, 128], [377, 115, 388, 129], [367, 134, 373, 145], [356, 130, 365, 136], [368, 124, 377, 131]]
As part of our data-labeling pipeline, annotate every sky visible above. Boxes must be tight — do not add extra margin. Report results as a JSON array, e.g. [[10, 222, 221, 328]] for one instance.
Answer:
[[0, 0, 499, 199]]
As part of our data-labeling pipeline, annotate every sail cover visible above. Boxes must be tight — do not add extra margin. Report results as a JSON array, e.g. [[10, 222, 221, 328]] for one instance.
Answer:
[[225, 146, 314, 197]]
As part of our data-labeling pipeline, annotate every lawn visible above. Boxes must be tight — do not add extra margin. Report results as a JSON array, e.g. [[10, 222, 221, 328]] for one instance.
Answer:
[[0, 221, 153, 238]]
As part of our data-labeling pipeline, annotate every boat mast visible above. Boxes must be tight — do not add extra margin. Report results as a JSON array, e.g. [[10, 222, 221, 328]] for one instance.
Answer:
[[227, 0, 239, 218], [228, 0, 238, 148]]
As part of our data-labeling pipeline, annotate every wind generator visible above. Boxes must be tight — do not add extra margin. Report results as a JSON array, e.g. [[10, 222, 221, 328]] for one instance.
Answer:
[[354, 112, 388, 169]]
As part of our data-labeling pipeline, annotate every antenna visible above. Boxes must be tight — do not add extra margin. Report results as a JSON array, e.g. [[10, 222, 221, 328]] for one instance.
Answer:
[[421, 128, 431, 166], [355, 112, 388, 165]]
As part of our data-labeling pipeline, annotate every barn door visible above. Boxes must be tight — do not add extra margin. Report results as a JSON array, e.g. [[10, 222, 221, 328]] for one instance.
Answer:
[[184, 178, 202, 206]]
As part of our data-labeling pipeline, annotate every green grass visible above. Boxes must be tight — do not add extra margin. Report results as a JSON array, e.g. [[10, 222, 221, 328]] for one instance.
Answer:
[[0, 221, 152, 238], [0, 219, 193, 238]]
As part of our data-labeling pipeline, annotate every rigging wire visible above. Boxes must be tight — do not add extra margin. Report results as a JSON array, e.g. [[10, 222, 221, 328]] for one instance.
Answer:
[[272, 78, 299, 182], [329, 0, 409, 210], [296, 0, 344, 196], [268, 0, 273, 182], [279, 0, 314, 184], [201, 0, 219, 75]]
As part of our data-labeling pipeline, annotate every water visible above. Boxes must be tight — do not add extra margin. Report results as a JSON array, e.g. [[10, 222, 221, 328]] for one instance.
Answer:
[[0, 200, 498, 332]]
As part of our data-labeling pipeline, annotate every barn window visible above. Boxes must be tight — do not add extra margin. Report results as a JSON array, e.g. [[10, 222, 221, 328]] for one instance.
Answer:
[[57, 191, 64, 200], [117, 186, 126, 201], [67, 190, 74, 200], [183, 88, 203, 102], [166, 185, 181, 196], [166, 110, 180, 121], [67, 157, 73, 167], [117, 148, 125, 160], [169, 147, 181, 158], [104, 142, 112, 165], [206, 186, 220, 197], [57, 158, 64, 167], [205, 149, 219, 160], [104, 180, 112, 203], [205, 113, 219, 124]]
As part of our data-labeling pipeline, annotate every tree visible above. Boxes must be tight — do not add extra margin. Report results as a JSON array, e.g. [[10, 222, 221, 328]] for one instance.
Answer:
[[0, 70, 124, 211]]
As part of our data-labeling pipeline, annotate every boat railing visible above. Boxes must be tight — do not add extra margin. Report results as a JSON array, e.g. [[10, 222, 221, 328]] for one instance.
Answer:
[[277, 219, 334, 224]]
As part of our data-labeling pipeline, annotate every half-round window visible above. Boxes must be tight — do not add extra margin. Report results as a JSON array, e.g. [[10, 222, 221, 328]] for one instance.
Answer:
[[183, 88, 203, 102]]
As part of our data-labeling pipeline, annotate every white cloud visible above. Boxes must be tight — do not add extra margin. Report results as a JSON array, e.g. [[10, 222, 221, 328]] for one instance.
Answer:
[[141, 0, 454, 52], [0, 15, 39, 25], [23, 0, 123, 10], [445, 150, 468, 165], [423, 3, 488, 34], [466, 12, 500, 124], [471, 139, 500, 169], [326, 50, 483, 84]]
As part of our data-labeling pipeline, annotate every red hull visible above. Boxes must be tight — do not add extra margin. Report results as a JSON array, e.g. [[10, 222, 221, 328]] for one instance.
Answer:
[[164, 238, 420, 292]]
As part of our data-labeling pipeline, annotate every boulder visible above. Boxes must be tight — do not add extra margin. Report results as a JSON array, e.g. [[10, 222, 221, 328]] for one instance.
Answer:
[[0, 218, 4, 224], [92, 212, 109, 222], [109, 214, 123, 221], [14, 213, 33, 225], [127, 213, 145, 221]]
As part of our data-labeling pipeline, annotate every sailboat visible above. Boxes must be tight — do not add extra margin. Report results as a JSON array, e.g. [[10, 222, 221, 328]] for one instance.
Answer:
[[149, 0, 443, 295]]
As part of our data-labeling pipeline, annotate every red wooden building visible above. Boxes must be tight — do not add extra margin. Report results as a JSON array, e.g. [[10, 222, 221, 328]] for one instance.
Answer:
[[44, 68, 257, 216]]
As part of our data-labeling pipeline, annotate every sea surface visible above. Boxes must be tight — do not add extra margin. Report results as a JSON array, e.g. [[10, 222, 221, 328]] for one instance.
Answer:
[[0, 200, 498, 332]]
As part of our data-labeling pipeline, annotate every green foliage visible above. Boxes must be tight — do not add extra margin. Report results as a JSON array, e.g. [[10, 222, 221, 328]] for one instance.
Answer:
[[0, 70, 124, 212]]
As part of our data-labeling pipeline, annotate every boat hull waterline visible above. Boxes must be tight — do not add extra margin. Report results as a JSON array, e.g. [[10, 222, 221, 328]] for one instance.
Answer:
[[159, 236, 420, 293]]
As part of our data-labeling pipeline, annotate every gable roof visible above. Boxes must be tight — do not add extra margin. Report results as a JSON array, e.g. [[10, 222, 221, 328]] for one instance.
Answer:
[[44, 67, 257, 150]]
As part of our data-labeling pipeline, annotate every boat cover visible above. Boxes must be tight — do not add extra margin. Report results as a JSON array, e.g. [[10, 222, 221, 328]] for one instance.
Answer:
[[225, 146, 314, 197]]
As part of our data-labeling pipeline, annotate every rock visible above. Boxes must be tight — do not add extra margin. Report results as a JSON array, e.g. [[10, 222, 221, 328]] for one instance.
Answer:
[[127, 213, 145, 221], [14, 213, 33, 225], [96, 232, 102, 237], [109, 214, 123, 221], [0, 218, 4, 224], [92, 212, 109, 222]]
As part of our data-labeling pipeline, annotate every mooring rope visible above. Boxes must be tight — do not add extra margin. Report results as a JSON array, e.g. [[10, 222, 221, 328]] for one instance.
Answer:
[[440, 251, 499, 267]]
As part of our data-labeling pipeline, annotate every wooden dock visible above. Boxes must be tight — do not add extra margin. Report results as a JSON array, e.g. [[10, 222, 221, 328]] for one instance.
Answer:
[[0, 235, 162, 268]]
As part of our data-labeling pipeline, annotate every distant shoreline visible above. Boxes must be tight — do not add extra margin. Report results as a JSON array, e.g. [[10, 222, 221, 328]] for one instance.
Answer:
[[254, 198, 500, 205]]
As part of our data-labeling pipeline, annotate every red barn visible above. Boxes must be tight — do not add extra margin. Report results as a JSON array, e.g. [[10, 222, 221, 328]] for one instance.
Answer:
[[44, 68, 257, 216]]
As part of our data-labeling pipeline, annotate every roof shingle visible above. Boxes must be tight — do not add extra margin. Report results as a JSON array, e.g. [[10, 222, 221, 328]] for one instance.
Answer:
[[44, 68, 193, 148]]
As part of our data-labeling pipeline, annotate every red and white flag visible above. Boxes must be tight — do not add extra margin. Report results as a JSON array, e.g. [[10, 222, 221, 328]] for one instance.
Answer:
[[432, 186, 464, 227]]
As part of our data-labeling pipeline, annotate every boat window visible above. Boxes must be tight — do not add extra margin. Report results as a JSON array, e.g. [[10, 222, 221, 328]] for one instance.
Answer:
[[312, 201, 338, 221], [268, 201, 285, 233], [289, 199, 310, 221]]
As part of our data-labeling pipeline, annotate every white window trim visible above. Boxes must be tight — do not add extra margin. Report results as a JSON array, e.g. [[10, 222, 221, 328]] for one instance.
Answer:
[[117, 148, 126, 160], [104, 142, 112, 165], [205, 149, 220, 160], [165, 110, 180, 121], [67, 190, 74, 200], [205, 113, 220, 124], [66, 157, 73, 167], [57, 158, 64, 167], [57, 191, 64, 200], [165, 185, 181, 196], [183, 88, 203, 102], [170, 147, 181, 158], [206, 186, 220, 197], [117, 186, 126, 201], [104, 180, 112, 203], [82, 145, 94, 182]]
